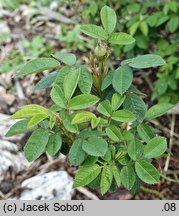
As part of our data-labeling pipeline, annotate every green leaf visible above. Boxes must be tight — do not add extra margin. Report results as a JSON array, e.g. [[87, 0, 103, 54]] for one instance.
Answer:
[[27, 113, 48, 128], [100, 165, 113, 195], [145, 103, 174, 120], [91, 117, 100, 129], [169, 16, 179, 33], [24, 128, 49, 161], [63, 69, 80, 101], [120, 166, 136, 189], [11, 105, 48, 119], [73, 164, 101, 188], [125, 54, 166, 69], [82, 137, 108, 157], [129, 21, 140, 35], [88, 174, 101, 189], [112, 110, 136, 123], [111, 165, 121, 187], [97, 100, 112, 117], [78, 130, 105, 139], [156, 16, 169, 27], [144, 136, 167, 159], [131, 177, 141, 196], [16, 58, 60, 77], [101, 70, 114, 91], [100, 5, 116, 34], [60, 110, 78, 133], [5, 120, 33, 137], [137, 123, 155, 143], [49, 113, 56, 129], [105, 125, 122, 141], [82, 155, 98, 166], [68, 94, 99, 110], [111, 93, 126, 111], [35, 71, 57, 90], [78, 67, 93, 94], [123, 94, 147, 125], [80, 24, 108, 40], [128, 85, 147, 97], [139, 21, 148, 36], [50, 85, 66, 108], [112, 66, 133, 95], [135, 160, 160, 184], [101, 147, 111, 162], [72, 111, 96, 124], [51, 52, 76, 66], [127, 139, 144, 161], [109, 32, 135, 45], [54, 66, 71, 88], [69, 139, 85, 166], [46, 132, 62, 156]]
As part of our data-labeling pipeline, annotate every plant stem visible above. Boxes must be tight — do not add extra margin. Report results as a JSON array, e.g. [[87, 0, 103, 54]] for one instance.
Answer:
[[140, 71, 154, 92], [52, 111, 75, 143], [140, 186, 165, 200], [160, 173, 179, 184], [164, 114, 175, 171]]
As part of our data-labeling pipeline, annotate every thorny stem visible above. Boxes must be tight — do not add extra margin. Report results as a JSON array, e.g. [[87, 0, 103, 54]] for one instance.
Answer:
[[140, 186, 165, 200]]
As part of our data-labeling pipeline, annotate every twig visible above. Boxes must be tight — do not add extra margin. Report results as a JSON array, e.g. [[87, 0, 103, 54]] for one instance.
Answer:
[[140, 186, 165, 200], [140, 71, 154, 92], [0, 191, 7, 200], [15, 78, 25, 101], [76, 187, 99, 200], [149, 119, 179, 139], [164, 114, 175, 171], [160, 174, 179, 184], [164, 170, 179, 175]]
